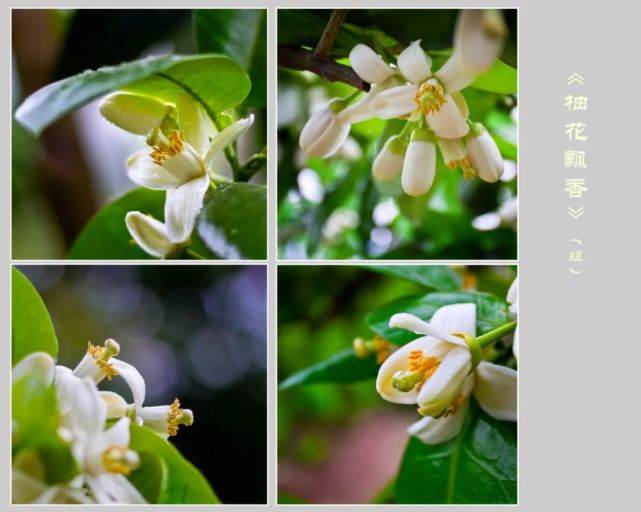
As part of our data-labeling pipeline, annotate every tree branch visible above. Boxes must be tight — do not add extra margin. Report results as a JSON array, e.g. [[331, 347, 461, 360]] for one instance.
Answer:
[[313, 9, 348, 59], [278, 46, 370, 91]]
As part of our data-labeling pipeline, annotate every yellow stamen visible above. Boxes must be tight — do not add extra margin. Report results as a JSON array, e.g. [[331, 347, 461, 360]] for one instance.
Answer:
[[149, 130, 185, 165], [102, 446, 136, 475], [408, 350, 440, 390], [414, 81, 447, 115], [166, 398, 182, 437], [87, 342, 118, 380], [442, 393, 465, 417], [353, 335, 393, 364]]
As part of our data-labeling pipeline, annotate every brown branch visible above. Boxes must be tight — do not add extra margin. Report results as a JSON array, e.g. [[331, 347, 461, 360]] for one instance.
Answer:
[[313, 9, 349, 59], [279, 46, 370, 91]]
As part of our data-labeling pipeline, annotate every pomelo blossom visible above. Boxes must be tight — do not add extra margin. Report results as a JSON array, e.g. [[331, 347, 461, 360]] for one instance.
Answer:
[[100, 92, 254, 255], [376, 303, 516, 444]]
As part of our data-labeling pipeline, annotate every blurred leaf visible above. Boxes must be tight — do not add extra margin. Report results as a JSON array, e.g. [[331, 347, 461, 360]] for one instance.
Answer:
[[12, 374, 78, 485], [366, 292, 510, 345], [197, 182, 266, 259], [279, 348, 379, 390], [68, 187, 212, 260], [366, 9, 457, 50], [195, 10, 266, 108], [129, 452, 167, 504], [396, 404, 516, 504], [471, 59, 517, 94], [129, 424, 219, 504], [367, 266, 462, 291], [16, 55, 250, 136], [486, 110, 517, 160], [12, 268, 58, 366]]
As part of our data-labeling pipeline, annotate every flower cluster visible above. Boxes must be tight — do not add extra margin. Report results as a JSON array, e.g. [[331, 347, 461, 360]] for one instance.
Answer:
[[12, 340, 193, 504], [299, 10, 508, 197], [376, 299, 517, 445], [100, 92, 254, 258]]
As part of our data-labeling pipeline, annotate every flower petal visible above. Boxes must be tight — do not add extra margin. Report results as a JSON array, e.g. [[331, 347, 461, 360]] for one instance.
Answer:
[[300, 102, 351, 158], [397, 40, 432, 83], [125, 212, 177, 258], [474, 361, 517, 421], [430, 303, 477, 339], [426, 96, 470, 139], [434, 53, 476, 94], [126, 149, 186, 190], [401, 139, 436, 196], [368, 84, 418, 119], [349, 44, 395, 84], [466, 131, 504, 182], [372, 137, 405, 181], [417, 346, 472, 414], [389, 311, 465, 345], [408, 398, 469, 445], [111, 359, 146, 410], [12, 352, 55, 384], [86, 474, 146, 504], [164, 174, 210, 243], [176, 93, 215, 155], [100, 417, 131, 448], [100, 92, 174, 136], [204, 115, 255, 169], [455, 9, 505, 75], [376, 336, 447, 404], [100, 391, 129, 419]]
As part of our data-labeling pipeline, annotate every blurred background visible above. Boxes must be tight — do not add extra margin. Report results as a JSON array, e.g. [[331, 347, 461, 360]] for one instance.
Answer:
[[18, 265, 267, 504], [278, 9, 517, 259], [12, 9, 266, 259], [278, 265, 516, 504]]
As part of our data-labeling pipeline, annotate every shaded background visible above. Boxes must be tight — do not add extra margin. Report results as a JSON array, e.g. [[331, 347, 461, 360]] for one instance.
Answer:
[[278, 9, 517, 260], [18, 265, 267, 504], [278, 265, 515, 504], [12, 9, 266, 259]]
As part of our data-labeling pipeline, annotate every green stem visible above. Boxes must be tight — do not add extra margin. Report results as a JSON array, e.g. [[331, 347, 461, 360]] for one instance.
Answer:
[[476, 321, 517, 349], [399, 121, 416, 139], [184, 248, 206, 260], [238, 148, 267, 181]]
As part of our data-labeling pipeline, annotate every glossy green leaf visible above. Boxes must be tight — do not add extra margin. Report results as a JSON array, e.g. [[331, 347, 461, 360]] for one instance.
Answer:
[[366, 292, 510, 345], [122, 55, 250, 118], [68, 187, 212, 260], [367, 266, 462, 291], [197, 182, 267, 259], [471, 59, 517, 95], [129, 424, 219, 504], [12, 268, 58, 366], [128, 452, 167, 504], [396, 404, 516, 504], [15, 54, 250, 136], [12, 373, 78, 485], [279, 348, 379, 390], [195, 10, 266, 108], [485, 110, 517, 160]]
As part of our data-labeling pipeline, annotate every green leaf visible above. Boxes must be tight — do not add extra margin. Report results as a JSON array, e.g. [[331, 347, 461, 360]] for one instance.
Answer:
[[367, 266, 462, 291], [366, 292, 510, 345], [195, 10, 266, 108], [68, 187, 212, 260], [485, 110, 517, 160], [129, 424, 219, 504], [395, 404, 516, 504], [12, 268, 58, 366], [128, 452, 167, 504], [197, 182, 266, 259], [15, 54, 250, 136], [279, 348, 379, 390], [471, 59, 517, 95], [122, 55, 250, 118], [12, 373, 78, 485]]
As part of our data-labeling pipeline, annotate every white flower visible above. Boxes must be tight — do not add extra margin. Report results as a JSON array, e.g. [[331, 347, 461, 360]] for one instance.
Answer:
[[376, 304, 476, 416], [378, 303, 517, 445], [397, 40, 432, 83], [465, 123, 504, 182], [125, 211, 181, 259], [101, 392, 194, 440], [338, 75, 404, 124], [349, 44, 395, 84], [472, 196, 518, 231], [299, 98, 351, 158], [372, 135, 407, 182], [101, 93, 253, 244], [401, 129, 437, 197]]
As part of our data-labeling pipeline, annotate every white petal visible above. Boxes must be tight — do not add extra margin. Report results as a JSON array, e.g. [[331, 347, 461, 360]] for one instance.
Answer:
[[111, 359, 146, 410], [99, 92, 173, 136], [126, 149, 186, 190], [417, 346, 472, 414], [430, 303, 477, 339], [467, 131, 504, 182], [338, 76, 404, 124], [204, 115, 255, 168], [408, 399, 469, 444], [507, 277, 518, 309], [159, 142, 205, 184], [100, 391, 129, 419], [299, 102, 351, 158], [86, 474, 146, 504], [164, 174, 210, 243], [12, 352, 55, 384], [474, 361, 517, 421], [512, 327, 519, 360], [434, 53, 476, 94], [426, 96, 469, 139], [349, 44, 395, 84], [397, 40, 432, 83], [176, 93, 214, 155], [389, 312, 463, 345], [455, 9, 505, 75], [125, 212, 177, 258], [401, 139, 436, 196], [376, 336, 448, 404], [368, 84, 418, 119], [372, 137, 405, 181]]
